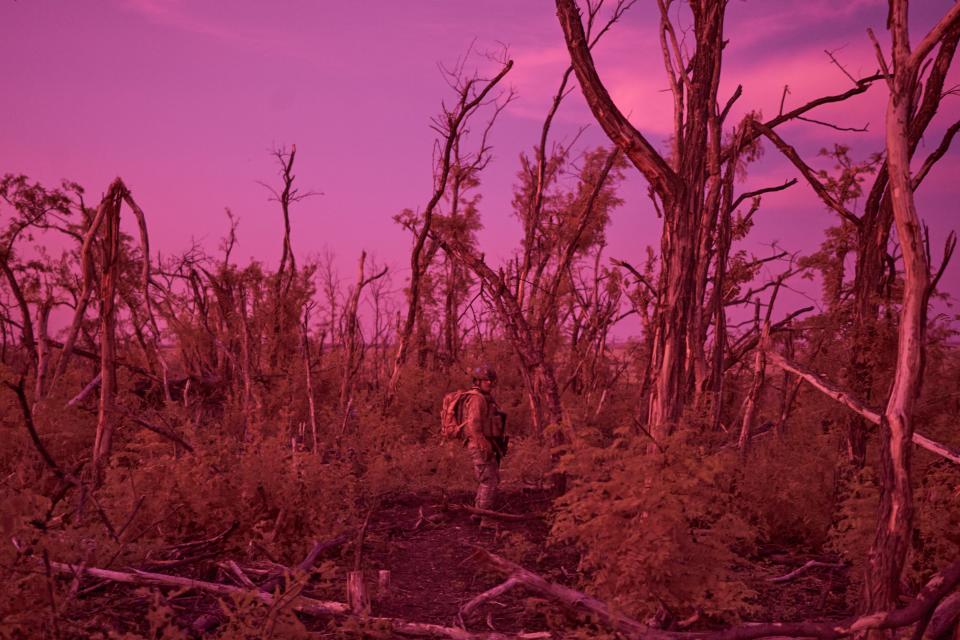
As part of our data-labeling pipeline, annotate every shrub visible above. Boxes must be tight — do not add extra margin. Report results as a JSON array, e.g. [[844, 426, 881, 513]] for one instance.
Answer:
[[550, 430, 759, 622], [737, 427, 840, 548]]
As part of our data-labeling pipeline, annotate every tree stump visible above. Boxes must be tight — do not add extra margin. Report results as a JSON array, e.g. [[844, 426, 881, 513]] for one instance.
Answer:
[[346, 570, 369, 613]]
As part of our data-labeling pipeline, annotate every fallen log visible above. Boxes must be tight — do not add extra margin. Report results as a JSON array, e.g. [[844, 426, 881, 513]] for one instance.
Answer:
[[257, 533, 351, 594], [44, 559, 541, 638], [471, 548, 652, 638], [927, 591, 960, 639], [472, 549, 960, 640], [446, 504, 538, 522], [767, 560, 845, 583]]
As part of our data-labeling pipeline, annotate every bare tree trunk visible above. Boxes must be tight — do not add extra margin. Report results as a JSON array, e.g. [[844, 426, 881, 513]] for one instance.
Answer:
[[301, 307, 320, 453], [238, 285, 256, 438], [46, 184, 115, 395], [93, 185, 124, 476], [557, 0, 724, 441], [339, 252, 387, 413], [737, 305, 766, 455], [860, 2, 959, 619], [34, 298, 52, 400]]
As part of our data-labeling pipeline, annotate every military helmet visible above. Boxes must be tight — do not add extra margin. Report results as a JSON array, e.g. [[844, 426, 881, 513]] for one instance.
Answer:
[[472, 364, 497, 382]]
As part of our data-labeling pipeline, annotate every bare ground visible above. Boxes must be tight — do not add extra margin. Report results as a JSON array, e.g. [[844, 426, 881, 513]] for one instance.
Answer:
[[47, 486, 854, 638]]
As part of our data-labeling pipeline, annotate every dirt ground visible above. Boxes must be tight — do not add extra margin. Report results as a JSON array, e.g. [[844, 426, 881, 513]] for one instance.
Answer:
[[61, 485, 854, 638], [358, 488, 565, 634], [309, 486, 853, 636]]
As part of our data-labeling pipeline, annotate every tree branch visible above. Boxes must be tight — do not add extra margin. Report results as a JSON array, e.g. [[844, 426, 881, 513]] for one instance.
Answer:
[[752, 121, 861, 228], [762, 348, 960, 464], [555, 0, 678, 199], [729, 179, 797, 215]]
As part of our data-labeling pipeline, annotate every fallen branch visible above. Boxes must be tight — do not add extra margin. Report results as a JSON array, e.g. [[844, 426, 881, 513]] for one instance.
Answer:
[[44, 559, 347, 613], [66, 372, 102, 407], [471, 548, 651, 638], [165, 521, 238, 553], [764, 349, 960, 465], [460, 576, 522, 620], [258, 532, 351, 594], [767, 560, 845, 583], [927, 591, 960, 639], [912, 432, 960, 466], [473, 549, 960, 640], [43, 559, 545, 639], [123, 413, 195, 453], [447, 504, 538, 522], [221, 560, 257, 589], [141, 549, 221, 570], [193, 532, 353, 633], [413, 506, 444, 531]]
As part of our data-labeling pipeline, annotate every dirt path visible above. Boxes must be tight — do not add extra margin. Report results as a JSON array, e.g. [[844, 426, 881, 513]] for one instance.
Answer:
[[356, 488, 563, 634], [317, 488, 853, 635]]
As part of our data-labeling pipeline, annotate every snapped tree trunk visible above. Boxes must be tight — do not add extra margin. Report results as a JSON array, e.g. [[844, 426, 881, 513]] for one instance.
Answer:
[[93, 182, 125, 475]]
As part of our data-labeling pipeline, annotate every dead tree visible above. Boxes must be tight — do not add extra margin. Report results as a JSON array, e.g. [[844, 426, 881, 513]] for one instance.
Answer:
[[260, 144, 318, 287], [556, 0, 882, 440], [860, 0, 960, 621], [555, 0, 741, 439], [0, 176, 78, 378], [47, 191, 112, 395], [339, 251, 387, 414], [260, 145, 318, 368], [437, 133, 485, 366], [301, 303, 320, 452], [516, 0, 633, 315], [755, 17, 958, 463], [91, 182, 124, 474], [386, 55, 513, 401], [437, 147, 623, 435]]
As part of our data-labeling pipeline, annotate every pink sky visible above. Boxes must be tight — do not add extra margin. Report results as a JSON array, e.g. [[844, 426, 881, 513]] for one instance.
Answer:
[[3, 1, 959, 334]]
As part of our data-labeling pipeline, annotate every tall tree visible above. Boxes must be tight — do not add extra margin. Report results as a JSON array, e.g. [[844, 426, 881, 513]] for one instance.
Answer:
[[556, 0, 726, 440], [861, 0, 960, 621], [556, 0, 883, 440]]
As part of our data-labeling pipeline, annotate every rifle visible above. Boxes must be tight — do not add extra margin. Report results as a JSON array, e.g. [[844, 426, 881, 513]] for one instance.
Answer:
[[492, 410, 509, 462]]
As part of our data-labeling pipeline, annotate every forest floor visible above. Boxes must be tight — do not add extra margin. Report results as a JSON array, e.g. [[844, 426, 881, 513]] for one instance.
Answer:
[[66, 484, 854, 638], [309, 485, 854, 636], [358, 487, 569, 634]]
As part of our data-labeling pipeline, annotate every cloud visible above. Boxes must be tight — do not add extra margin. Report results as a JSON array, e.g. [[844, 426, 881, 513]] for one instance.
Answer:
[[118, 0, 298, 54], [728, 0, 885, 50], [505, 22, 676, 138]]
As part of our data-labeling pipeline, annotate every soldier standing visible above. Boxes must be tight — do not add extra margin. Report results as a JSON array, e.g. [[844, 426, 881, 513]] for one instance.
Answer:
[[462, 365, 506, 529]]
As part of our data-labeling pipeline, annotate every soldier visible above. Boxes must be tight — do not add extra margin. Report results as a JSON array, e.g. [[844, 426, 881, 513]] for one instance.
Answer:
[[463, 365, 506, 529]]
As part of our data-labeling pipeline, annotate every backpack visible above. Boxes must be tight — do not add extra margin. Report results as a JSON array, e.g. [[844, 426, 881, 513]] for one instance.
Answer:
[[440, 389, 481, 439]]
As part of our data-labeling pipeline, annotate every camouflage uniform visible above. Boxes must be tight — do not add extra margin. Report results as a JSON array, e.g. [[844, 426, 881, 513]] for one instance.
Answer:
[[463, 387, 503, 514]]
